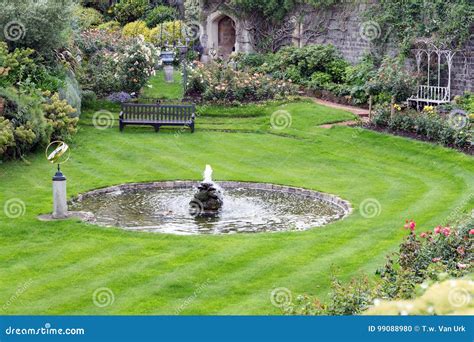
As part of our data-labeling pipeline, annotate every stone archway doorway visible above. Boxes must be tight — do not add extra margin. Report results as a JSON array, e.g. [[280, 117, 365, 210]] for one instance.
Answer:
[[217, 16, 236, 59]]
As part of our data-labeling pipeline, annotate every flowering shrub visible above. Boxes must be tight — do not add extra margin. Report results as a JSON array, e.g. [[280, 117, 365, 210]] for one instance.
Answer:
[[107, 92, 132, 103], [42, 92, 79, 141], [119, 37, 158, 93], [377, 218, 472, 300], [283, 217, 473, 315], [371, 107, 472, 149], [186, 62, 298, 103], [366, 57, 417, 101], [79, 51, 122, 97], [76, 29, 127, 56], [78, 30, 158, 96]]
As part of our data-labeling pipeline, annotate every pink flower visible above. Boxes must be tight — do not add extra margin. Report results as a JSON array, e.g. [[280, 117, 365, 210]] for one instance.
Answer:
[[432, 257, 441, 263], [457, 246, 465, 256], [420, 232, 428, 238], [434, 226, 442, 234], [404, 220, 416, 232], [442, 227, 451, 237], [457, 263, 469, 269], [469, 229, 474, 235]]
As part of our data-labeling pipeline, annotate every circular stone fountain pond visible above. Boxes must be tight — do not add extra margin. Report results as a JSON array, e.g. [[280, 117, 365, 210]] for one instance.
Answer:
[[70, 166, 351, 235]]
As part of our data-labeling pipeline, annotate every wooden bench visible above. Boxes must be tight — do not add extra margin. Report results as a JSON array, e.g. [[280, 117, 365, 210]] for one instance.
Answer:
[[407, 85, 451, 110], [119, 103, 195, 133]]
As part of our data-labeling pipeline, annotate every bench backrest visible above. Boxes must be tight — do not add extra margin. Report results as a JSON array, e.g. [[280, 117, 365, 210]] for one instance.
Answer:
[[121, 103, 195, 121], [416, 85, 450, 102]]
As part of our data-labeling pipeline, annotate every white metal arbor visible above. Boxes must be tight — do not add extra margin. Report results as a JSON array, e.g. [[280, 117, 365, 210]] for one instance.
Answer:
[[407, 41, 457, 110]]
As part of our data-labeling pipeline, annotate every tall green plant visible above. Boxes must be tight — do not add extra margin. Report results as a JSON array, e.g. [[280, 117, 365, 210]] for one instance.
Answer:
[[0, 0, 76, 61]]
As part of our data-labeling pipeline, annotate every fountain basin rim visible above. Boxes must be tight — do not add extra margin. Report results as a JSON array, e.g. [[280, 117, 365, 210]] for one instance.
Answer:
[[70, 180, 352, 217]]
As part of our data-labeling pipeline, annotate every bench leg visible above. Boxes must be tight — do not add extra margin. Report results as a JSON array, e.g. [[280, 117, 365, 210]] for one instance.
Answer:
[[154, 125, 160, 133], [190, 123, 195, 133], [119, 121, 124, 132]]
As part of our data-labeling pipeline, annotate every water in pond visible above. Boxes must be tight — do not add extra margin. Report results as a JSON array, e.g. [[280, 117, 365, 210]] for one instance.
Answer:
[[70, 187, 346, 235]]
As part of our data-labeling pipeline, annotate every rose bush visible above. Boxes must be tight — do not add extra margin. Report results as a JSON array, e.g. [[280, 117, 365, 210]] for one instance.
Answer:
[[186, 62, 299, 103], [284, 217, 473, 315]]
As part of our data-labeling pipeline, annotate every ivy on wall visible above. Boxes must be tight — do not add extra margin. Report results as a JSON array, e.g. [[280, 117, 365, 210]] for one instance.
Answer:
[[226, 0, 337, 22], [365, 0, 474, 52]]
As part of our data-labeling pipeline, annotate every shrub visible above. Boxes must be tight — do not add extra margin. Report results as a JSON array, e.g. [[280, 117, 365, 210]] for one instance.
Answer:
[[366, 57, 417, 101], [79, 51, 122, 97], [343, 56, 376, 104], [0, 0, 76, 60], [118, 37, 158, 93], [42, 92, 79, 141], [372, 107, 472, 149], [76, 29, 126, 56], [307, 72, 333, 91], [186, 61, 298, 104], [96, 21, 121, 32], [0, 116, 15, 156], [145, 5, 178, 28], [0, 87, 49, 159], [454, 92, 474, 113], [285, 276, 378, 316], [113, 0, 150, 25], [284, 218, 473, 316], [378, 218, 473, 299], [81, 90, 97, 105], [148, 20, 185, 46], [122, 20, 150, 39], [0, 42, 63, 92], [107, 92, 132, 103], [260, 44, 349, 85], [74, 5, 104, 30], [233, 53, 267, 70]]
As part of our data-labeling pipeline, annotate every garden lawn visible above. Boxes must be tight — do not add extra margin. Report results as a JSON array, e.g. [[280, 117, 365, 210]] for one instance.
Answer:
[[0, 93, 472, 315]]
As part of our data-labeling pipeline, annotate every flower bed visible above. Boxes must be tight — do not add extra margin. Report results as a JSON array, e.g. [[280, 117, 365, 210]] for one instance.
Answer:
[[186, 62, 299, 104], [369, 103, 472, 153]]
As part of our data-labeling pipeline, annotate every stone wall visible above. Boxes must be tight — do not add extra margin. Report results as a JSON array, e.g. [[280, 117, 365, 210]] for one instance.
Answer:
[[287, 2, 472, 95]]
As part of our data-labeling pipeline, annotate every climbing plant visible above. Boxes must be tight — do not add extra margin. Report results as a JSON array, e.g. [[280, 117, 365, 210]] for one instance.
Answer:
[[229, 0, 338, 22], [365, 0, 474, 53]]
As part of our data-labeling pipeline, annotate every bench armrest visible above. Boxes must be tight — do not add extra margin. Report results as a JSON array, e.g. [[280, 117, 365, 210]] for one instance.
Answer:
[[119, 111, 123, 119]]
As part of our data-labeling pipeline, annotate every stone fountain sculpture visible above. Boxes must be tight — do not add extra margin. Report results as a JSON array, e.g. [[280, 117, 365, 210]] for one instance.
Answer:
[[190, 165, 223, 217]]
